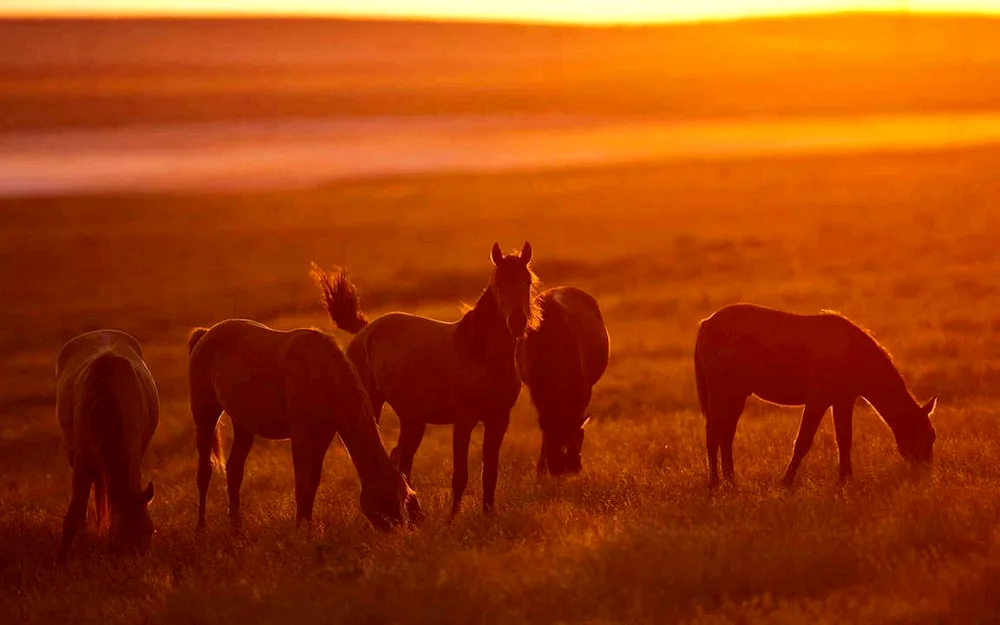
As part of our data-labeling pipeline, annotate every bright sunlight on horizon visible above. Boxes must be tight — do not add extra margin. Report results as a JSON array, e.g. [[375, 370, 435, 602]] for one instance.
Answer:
[[4, 0, 1000, 23]]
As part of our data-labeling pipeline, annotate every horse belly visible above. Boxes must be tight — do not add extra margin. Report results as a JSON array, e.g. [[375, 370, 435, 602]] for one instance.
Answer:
[[214, 379, 291, 439], [746, 362, 819, 406], [385, 384, 458, 426]]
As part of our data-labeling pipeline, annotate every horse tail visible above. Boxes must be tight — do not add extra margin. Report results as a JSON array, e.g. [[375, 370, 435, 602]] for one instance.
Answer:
[[187, 327, 208, 355], [198, 421, 226, 474], [311, 262, 369, 334], [78, 351, 136, 508], [92, 472, 110, 533], [694, 334, 711, 420]]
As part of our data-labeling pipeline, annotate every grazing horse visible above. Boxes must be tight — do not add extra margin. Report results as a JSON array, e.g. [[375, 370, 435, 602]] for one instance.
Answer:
[[187, 319, 418, 532], [314, 242, 537, 515], [695, 303, 937, 487], [55, 330, 159, 562], [518, 286, 609, 476]]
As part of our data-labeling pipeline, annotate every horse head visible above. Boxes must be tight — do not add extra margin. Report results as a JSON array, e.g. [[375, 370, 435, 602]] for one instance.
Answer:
[[109, 481, 154, 555], [489, 241, 537, 339], [897, 396, 937, 464], [540, 415, 591, 477], [360, 469, 420, 531]]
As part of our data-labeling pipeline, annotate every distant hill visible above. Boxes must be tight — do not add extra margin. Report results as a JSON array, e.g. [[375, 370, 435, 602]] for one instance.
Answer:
[[2, 14, 1000, 130]]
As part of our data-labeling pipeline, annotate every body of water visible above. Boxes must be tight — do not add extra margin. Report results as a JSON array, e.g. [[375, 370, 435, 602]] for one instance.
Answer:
[[3, 113, 1000, 197]]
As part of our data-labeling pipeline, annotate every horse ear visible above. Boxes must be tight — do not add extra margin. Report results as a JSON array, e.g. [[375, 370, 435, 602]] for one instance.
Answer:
[[922, 396, 938, 416], [491, 243, 503, 266], [142, 481, 154, 504], [521, 241, 532, 263], [580, 415, 592, 430]]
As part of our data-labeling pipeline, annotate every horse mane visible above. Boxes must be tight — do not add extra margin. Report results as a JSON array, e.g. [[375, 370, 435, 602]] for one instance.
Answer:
[[80, 352, 136, 514], [819, 309, 897, 363], [188, 327, 208, 355], [515, 250, 543, 328], [819, 308, 915, 401]]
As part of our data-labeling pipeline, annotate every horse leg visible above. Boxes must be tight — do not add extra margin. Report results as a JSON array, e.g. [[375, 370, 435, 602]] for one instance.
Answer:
[[394, 420, 426, 482], [450, 420, 475, 517], [719, 410, 742, 485], [482, 414, 511, 515], [783, 402, 829, 486], [710, 395, 745, 486], [706, 420, 720, 488], [193, 398, 223, 529], [57, 468, 94, 562], [536, 443, 548, 477], [833, 399, 855, 483], [291, 430, 331, 528], [226, 426, 255, 532]]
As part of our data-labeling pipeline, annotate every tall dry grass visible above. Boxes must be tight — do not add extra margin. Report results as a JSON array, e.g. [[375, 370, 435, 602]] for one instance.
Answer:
[[3, 147, 1000, 623]]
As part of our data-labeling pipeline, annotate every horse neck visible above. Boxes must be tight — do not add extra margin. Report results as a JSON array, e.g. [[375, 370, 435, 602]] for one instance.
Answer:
[[464, 288, 516, 363], [859, 347, 919, 434], [336, 393, 396, 489]]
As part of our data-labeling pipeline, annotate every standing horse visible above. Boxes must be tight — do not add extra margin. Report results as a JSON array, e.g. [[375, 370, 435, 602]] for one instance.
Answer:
[[55, 330, 159, 562], [518, 286, 609, 476], [188, 319, 417, 532], [695, 303, 937, 487], [314, 242, 536, 515]]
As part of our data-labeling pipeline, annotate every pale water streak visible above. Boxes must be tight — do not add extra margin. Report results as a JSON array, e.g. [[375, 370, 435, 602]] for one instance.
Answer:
[[2, 113, 1000, 197]]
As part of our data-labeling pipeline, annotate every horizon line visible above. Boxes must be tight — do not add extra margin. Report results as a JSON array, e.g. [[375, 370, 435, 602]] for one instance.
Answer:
[[3, 8, 1000, 27]]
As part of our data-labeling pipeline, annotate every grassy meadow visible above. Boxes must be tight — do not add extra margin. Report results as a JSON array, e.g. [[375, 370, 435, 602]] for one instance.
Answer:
[[2, 146, 1000, 623]]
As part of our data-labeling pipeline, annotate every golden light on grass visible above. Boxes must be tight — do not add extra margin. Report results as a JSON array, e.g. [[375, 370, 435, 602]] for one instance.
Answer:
[[3, 0, 1000, 21]]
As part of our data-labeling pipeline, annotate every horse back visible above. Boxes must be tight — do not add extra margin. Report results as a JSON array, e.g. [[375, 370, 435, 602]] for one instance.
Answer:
[[533, 287, 609, 387], [696, 303, 866, 404], [57, 330, 143, 379], [282, 329, 371, 426], [56, 331, 158, 467], [555, 287, 609, 386], [356, 311, 515, 424]]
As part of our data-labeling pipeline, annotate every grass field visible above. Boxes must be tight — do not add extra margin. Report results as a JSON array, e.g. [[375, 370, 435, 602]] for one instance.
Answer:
[[3, 146, 1000, 623]]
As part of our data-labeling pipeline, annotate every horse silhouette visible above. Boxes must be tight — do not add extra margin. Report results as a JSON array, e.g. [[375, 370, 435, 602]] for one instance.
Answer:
[[55, 330, 158, 562], [695, 303, 937, 487], [518, 286, 609, 476], [188, 319, 417, 532], [314, 242, 537, 515]]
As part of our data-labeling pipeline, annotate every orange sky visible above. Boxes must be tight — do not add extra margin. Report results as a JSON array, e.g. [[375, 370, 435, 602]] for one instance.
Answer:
[[4, 0, 1000, 22]]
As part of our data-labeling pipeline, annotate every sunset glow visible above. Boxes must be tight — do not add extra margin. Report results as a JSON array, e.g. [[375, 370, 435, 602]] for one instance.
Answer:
[[4, 0, 1000, 23]]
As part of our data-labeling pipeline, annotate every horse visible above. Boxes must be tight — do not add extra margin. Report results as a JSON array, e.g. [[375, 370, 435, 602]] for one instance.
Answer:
[[313, 242, 537, 516], [187, 319, 418, 532], [55, 330, 159, 562], [517, 286, 609, 476], [694, 303, 937, 487]]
